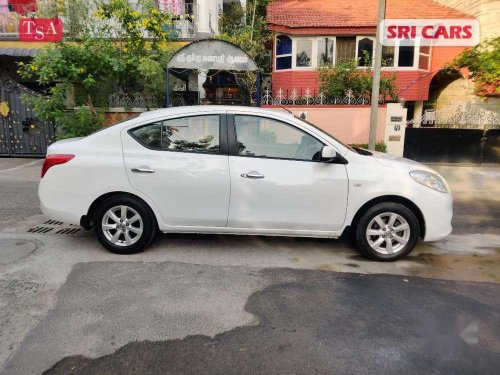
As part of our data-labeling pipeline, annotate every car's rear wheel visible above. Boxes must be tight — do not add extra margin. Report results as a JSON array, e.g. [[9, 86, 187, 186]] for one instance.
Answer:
[[94, 195, 156, 254], [355, 202, 419, 261]]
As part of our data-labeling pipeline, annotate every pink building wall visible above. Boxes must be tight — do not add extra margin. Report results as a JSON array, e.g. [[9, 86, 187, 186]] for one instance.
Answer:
[[264, 105, 387, 145]]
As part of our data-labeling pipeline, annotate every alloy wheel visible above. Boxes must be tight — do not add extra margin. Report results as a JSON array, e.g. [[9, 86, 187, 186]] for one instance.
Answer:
[[101, 205, 143, 247], [365, 212, 410, 255]]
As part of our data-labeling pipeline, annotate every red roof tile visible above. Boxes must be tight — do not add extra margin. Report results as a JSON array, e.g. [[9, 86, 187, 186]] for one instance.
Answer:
[[267, 0, 473, 30]]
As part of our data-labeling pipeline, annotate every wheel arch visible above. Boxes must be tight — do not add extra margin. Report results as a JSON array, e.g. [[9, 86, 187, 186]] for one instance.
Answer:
[[349, 195, 426, 238], [80, 191, 159, 230]]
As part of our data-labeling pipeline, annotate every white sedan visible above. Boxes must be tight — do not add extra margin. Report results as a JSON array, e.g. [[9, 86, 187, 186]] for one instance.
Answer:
[[39, 106, 452, 261]]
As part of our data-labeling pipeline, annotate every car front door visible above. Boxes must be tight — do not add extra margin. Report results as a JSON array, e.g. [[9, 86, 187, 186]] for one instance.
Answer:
[[227, 114, 348, 232], [122, 113, 230, 227]]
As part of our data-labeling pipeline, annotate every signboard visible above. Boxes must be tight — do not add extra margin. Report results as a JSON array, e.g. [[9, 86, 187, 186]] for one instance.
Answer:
[[19, 18, 63, 42], [167, 39, 258, 71], [380, 19, 480, 47]]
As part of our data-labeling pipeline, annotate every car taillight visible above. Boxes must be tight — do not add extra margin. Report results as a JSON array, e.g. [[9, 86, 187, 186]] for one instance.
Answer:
[[41, 154, 74, 178]]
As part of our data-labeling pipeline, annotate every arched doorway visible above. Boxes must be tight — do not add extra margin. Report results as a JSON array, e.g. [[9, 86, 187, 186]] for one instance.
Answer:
[[424, 71, 466, 110], [165, 39, 260, 107]]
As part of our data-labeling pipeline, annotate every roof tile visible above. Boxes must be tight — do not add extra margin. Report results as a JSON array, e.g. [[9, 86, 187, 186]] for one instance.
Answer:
[[268, 0, 473, 29]]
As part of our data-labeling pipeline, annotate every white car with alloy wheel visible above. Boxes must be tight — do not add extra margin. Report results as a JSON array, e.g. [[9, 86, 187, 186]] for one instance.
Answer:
[[39, 106, 452, 261]]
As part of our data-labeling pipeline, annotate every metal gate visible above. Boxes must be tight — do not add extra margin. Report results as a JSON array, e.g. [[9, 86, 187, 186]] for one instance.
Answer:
[[0, 72, 56, 157], [404, 105, 500, 164]]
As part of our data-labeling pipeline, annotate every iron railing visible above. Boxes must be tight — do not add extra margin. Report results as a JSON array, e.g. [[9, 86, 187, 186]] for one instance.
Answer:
[[262, 88, 385, 106], [409, 105, 500, 129]]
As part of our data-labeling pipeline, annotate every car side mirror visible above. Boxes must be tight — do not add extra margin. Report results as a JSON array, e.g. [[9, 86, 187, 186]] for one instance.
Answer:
[[321, 146, 348, 164]]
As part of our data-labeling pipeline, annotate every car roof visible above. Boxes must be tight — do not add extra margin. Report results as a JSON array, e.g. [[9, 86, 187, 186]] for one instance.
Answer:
[[138, 105, 295, 121]]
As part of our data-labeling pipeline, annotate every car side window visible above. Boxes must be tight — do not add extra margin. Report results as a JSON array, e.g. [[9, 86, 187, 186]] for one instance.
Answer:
[[130, 115, 220, 154], [234, 115, 324, 161], [130, 122, 162, 149]]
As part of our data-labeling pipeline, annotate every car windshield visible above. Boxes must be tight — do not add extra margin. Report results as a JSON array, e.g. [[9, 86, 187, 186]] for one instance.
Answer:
[[294, 116, 356, 152]]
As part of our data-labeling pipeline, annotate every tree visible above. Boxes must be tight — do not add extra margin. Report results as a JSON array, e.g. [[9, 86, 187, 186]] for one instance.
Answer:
[[218, 0, 272, 69], [18, 0, 176, 139], [217, 1, 273, 104], [446, 37, 500, 96]]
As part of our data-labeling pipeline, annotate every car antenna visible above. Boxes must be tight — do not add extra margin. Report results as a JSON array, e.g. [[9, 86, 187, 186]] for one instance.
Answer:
[[279, 106, 293, 115]]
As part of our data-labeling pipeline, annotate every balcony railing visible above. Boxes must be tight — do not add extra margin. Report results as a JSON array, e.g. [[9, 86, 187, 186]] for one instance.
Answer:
[[168, 1, 199, 39]]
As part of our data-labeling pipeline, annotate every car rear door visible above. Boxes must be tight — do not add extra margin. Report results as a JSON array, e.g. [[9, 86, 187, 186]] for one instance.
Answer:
[[122, 112, 230, 228], [226, 113, 348, 232]]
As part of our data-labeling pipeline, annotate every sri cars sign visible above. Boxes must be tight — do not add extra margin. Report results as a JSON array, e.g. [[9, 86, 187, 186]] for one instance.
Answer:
[[19, 18, 63, 42], [380, 19, 480, 47]]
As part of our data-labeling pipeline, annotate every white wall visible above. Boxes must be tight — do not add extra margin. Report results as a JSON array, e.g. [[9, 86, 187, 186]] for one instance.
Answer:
[[196, 0, 223, 35]]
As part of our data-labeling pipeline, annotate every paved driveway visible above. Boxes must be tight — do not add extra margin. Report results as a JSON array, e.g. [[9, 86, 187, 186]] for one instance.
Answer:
[[0, 158, 499, 374]]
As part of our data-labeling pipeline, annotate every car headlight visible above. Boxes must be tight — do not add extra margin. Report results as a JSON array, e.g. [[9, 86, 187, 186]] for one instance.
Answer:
[[410, 170, 448, 193]]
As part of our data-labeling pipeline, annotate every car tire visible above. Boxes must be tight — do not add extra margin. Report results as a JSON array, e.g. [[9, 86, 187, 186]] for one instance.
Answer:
[[93, 195, 157, 255], [355, 202, 420, 261]]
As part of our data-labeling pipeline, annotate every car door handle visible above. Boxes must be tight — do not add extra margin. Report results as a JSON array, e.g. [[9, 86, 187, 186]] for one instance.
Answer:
[[241, 171, 265, 179], [131, 167, 155, 174]]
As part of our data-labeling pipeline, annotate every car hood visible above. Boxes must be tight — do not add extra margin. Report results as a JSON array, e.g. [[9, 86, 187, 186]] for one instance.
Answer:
[[366, 150, 437, 173]]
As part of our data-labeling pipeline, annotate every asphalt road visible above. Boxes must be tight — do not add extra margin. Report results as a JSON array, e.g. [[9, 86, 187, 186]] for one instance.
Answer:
[[8, 264, 500, 375], [0, 158, 499, 374], [0, 159, 42, 228]]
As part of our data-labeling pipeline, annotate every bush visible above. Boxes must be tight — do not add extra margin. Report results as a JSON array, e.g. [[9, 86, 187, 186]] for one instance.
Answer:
[[318, 59, 397, 101], [57, 107, 104, 139], [350, 142, 387, 153]]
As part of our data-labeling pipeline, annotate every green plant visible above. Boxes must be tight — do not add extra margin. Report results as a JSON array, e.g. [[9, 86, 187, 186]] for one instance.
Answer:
[[446, 37, 500, 96], [218, 0, 272, 61], [216, 0, 273, 104], [57, 107, 104, 138], [18, 0, 176, 139], [318, 59, 397, 101], [351, 142, 388, 153]]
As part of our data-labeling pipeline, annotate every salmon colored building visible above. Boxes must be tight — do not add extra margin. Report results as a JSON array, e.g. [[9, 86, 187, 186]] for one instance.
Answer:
[[266, 0, 475, 121]]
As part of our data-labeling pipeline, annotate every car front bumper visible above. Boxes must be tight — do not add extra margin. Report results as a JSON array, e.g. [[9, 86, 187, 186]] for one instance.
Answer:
[[418, 190, 453, 242]]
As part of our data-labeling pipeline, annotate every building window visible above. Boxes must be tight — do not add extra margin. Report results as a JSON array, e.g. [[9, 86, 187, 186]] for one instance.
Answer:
[[296, 39, 313, 67], [317, 38, 334, 66], [418, 45, 430, 70], [336, 37, 356, 64], [357, 37, 374, 66], [276, 35, 292, 70], [398, 44, 415, 67], [381, 46, 395, 67]]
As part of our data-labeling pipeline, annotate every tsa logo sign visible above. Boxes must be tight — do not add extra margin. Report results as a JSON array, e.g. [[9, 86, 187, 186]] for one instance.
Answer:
[[380, 19, 480, 47], [19, 18, 63, 42]]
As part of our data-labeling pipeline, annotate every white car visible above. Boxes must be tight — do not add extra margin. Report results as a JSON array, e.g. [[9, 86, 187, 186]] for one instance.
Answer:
[[39, 106, 452, 261]]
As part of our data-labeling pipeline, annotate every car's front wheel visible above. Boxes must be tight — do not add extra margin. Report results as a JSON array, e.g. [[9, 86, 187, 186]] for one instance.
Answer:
[[355, 202, 420, 261], [94, 195, 156, 254]]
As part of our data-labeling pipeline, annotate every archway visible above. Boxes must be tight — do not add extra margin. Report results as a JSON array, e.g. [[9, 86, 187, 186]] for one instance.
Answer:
[[426, 70, 463, 111], [165, 39, 260, 107]]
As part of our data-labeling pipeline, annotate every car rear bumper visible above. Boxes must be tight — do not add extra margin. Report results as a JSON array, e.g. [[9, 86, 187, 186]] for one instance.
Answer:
[[39, 180, 88, 225]]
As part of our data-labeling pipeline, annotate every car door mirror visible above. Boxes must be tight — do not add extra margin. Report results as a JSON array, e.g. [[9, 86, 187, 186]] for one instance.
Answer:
[[321, 145, 336, 159], [321, 146, 348, 164]]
